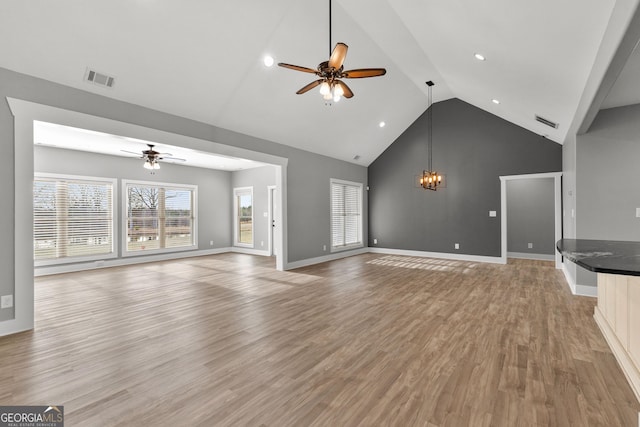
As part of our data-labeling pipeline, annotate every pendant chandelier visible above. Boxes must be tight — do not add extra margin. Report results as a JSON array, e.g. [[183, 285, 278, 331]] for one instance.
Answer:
[[419, 81, 443, 191]]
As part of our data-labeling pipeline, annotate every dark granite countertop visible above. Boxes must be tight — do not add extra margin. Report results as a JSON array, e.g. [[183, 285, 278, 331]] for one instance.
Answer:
[[556, 239, 640, 276]]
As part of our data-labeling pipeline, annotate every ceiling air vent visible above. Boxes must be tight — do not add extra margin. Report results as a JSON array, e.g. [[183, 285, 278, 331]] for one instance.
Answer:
[[84, 68, 115, 88], [535, 114, 558, 129]]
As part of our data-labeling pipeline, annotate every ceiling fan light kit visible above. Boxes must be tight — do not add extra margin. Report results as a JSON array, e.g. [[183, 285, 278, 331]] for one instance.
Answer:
[[143, 159, 160, 170], [278, 0, 386, 104]]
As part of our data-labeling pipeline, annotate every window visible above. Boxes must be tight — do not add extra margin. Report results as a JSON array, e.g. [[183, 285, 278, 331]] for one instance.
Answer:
[[124, 181, 196, 254], [331, 179, 363, 251], [34, 174, 116, 264], [234, 187, 253, 246]]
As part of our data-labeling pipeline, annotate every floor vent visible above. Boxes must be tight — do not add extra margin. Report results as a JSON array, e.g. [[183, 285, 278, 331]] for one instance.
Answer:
[[535, 114, 558, 129], [84, 68, 115, 88]]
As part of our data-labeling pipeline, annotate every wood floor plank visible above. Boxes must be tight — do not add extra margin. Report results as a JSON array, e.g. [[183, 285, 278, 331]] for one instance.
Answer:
[[0, 253, 638, 425]]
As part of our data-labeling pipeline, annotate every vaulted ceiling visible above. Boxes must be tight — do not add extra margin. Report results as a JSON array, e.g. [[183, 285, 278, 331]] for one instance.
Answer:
[[0, 0, 632, 166]]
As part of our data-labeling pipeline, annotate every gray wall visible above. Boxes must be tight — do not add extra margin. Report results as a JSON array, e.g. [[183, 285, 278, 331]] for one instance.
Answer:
[[34, 145, 232, 262], [0, 66, 367, 322], [506, 178, 555, 256], [231, 165, 277, 251], [575, 103, 640, 286], [368, 98, 562, 257]]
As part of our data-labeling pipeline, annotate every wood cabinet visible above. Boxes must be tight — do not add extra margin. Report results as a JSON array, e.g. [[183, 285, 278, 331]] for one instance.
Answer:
[[594, 273, 640, 401], [629, 277, 640, 369]]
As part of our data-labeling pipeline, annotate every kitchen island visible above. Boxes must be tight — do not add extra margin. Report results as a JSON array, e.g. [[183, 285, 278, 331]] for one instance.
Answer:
[[557, 239, 640, 401]]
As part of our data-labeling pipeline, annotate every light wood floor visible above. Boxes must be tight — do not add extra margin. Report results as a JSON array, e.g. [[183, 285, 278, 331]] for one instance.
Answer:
[[1, 253, 639, 426]]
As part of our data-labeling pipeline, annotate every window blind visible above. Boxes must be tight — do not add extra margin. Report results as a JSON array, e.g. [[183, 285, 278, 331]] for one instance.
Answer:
[[34, 177, 114, 261], [331, 180, 362, 249]]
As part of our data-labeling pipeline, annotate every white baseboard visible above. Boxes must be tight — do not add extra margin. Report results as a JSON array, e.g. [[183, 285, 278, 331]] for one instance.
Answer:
[[560, 263, 597, 297], [369, 247, 504, 264], [34, 247, 232, 276], [285, 247, 369, 270], [576, 284, 598, 297], [231, 247, 271, 257], [594, 307, 640, 402], [507, 251, 555, 261], [0, 318, 33, 337]]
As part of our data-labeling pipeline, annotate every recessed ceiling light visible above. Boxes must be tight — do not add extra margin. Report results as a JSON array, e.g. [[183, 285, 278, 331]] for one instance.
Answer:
[[474, 53, 486, 61], [492, 99, 500, 104], [263, 55, 274, 67], [379, 121, 386, 128]]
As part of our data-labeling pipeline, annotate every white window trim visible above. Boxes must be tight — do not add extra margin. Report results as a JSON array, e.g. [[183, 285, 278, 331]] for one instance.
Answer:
[[330, 178, 364, 253], [122, 179, 198, 257], [34, 172, 118, 267], [233, 186, 254, 248]]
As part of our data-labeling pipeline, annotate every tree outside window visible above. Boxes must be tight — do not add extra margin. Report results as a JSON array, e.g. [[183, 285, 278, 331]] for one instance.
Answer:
[[126, 183, 195, 252]]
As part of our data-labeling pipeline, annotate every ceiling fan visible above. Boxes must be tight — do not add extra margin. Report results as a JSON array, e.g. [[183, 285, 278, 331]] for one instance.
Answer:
[[278, 0, 386, 103], [121, 144, 186, 170]]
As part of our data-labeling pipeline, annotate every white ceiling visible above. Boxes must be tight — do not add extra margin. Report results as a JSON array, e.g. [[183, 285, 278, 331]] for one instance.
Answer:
[[34, 121, 267, 171], [601, 40, 640, 109], [0, 0, 622, 165]]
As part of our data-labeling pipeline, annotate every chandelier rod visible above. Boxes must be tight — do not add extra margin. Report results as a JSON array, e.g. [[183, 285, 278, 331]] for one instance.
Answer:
[[427, 81, 434, 172]]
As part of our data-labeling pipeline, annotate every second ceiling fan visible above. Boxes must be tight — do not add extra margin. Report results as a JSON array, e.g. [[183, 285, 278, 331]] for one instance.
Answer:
[[278, 0, 386, 103]]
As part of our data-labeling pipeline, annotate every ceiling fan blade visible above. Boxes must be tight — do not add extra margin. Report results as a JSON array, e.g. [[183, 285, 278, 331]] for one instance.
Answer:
[[342, 68, 387, 78], [335, 80, 354, 98], [296, 79, 324, 95], [121, 150, 143, 156], [328, 43, 348, 69], [278, 63, 318, 74], [158, 157, 186, 162]]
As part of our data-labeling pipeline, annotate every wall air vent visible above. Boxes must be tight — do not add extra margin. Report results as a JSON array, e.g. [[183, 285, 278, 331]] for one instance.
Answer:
[[84, 68, 115, 88], [535, 114, 559, 129]]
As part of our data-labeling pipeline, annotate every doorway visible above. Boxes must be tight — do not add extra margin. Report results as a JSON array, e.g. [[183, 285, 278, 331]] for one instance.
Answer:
[[499, 172, 562, 268], [5, 98, 289, 336]]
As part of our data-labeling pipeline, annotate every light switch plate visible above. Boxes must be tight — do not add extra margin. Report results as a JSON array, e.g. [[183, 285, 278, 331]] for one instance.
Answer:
[[636, 208, 640, 218], [489, 210, 497, 217]]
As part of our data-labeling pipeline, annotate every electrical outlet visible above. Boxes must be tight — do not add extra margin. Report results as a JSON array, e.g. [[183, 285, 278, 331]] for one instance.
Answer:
[[528, 243, 533, 249], [454, 243, 460, 250], [373, 238, 378, 245], [210, 240, 214, 246], [261, 241, 264, 247], [636, 208, 640, 218], [323, 245, 327, 251], [1, 295, 13, 309]]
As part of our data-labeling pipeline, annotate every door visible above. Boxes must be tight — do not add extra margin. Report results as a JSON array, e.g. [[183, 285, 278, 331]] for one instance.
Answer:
[[268, 186, 277, 256]]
